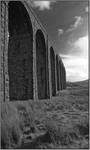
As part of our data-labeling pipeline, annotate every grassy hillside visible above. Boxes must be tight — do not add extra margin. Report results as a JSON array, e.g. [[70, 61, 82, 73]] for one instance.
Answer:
[[1, 80, 89, 149]]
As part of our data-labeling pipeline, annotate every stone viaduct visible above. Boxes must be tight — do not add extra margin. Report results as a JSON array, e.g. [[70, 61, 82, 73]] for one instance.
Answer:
[[0, 1, 66, 102]]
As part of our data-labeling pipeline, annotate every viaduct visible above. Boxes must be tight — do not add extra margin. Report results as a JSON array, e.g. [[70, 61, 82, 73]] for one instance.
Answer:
[[0, 1, 66, 102]]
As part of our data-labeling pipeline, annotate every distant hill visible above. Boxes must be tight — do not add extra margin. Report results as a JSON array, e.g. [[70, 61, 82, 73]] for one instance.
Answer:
[[67, 80, 89, 88]]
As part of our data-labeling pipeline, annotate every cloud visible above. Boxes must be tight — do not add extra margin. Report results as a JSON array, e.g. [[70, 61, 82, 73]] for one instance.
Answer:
[[74, 36, 88, 58], [66, 16, 83, 32], [32, 1, 55, 10], [85, 6, 89, 12], [58, 29, 64, 36], [60, 36, 88, 82], [74, 16, 83, 28], [68, 36, 88, 58]]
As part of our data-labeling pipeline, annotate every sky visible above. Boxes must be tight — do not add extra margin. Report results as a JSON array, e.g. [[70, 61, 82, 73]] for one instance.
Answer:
[[30, 0, 89, 82]]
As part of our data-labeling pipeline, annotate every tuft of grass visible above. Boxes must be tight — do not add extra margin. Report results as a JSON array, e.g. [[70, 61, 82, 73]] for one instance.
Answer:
[[75, 116, 89, 137], [1, 102, 23, 148], [16, 102, 35, 132], [1, 102, 35, 149], [45, 119, 79, 146]]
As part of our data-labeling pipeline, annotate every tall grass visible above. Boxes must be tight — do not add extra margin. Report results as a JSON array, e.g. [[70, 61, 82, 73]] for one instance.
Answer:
[[1, 80, 89, 149], [1, 101, 35, 149], [44, 119, 79, 146], [1, 102, 22, 148]]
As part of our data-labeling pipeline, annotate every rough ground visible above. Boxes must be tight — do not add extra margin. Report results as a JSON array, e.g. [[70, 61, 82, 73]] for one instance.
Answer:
[[1, 80, 89, 149]]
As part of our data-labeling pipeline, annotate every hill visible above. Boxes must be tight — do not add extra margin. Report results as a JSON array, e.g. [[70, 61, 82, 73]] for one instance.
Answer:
[[67, 80, 89, 88]]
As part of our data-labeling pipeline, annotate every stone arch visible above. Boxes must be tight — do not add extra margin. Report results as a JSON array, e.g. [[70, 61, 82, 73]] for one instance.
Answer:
[[63, 66, 65, 89], [50, 47, 56, 96], [36, 29, 47, 99], [8, 1, 33, 100], [56, 55, 59, 91], [61, 64, 64, 90], [63, 65, 65, 89], [64, 67, 66, 89], [62, 64, 65, 90], [59, 60, 61, 90], [60, 62, 63, 90]]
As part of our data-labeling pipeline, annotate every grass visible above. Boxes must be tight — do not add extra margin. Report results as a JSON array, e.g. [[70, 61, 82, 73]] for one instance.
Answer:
[[44, 119, 79, 145], [1, 80, 89, 149], [1, 102, 22, 148], [1, 101, 36, 148]]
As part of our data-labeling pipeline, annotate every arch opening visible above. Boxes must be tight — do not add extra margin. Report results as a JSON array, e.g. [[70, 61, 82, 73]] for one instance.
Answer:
[[50, 47, 56, 96], [36, 30, 47, 99], [8, 1, 33, 100]]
